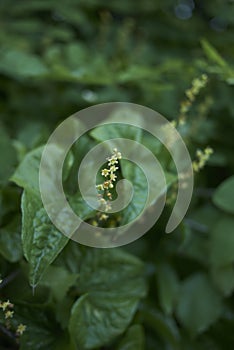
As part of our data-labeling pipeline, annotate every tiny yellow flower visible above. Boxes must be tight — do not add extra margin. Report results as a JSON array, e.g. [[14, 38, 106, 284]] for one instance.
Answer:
[[196, 149, 202, 157], [108, 158, 118, 166], [16, 324, 27, 335], [113, 148, 122, 159], [101, 169, 110, 177], [103, 181, 110, 189], [91, 220, 98, 227], [99, 198, 106, 204], [107, 192, 112, 199], [110, 165, 118, 173], [99, 214, 109, 221], [110, 173, 117, 181], [192, 161, 199, 172], [205, 146, 213, 155], [0, 300, 13, 311], [186, 89, 195, 102], [96, 184, 104, 191], [5, 310, 14, 319], [193, 146, 213, 172]]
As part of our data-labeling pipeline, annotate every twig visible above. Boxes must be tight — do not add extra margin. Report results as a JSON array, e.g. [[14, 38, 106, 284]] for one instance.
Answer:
[[0, 323, 16, 342], [0, 270, 20, 289]]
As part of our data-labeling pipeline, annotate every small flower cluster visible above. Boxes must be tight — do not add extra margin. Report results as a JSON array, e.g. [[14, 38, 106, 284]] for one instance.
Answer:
[[94, 148, 122, 224], [179, 74, 208, 125], [0, 280, 26, 336], [166, 147, 213, 206], [192, 147, 213, 172]]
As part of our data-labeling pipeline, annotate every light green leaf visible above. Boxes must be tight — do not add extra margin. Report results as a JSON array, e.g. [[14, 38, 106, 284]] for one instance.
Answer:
[[116, 324, 145, 350], [210, 217, 234, 266], [176, 273, 222, 336], [69, 249, 147, 349], [213, 176, 234, 214], [0, 49, 48, 78], [11, 145, 73, 193], [17, 122, 49, 149], [12, 141, 76, 200], [11, 146, 43, 193]]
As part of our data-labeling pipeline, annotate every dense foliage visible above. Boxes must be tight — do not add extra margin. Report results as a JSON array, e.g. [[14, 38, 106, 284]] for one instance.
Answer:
[[1, 1, 234, 349]]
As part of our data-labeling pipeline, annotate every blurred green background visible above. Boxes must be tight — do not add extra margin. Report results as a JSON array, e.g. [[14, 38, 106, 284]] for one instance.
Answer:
[[1, 0, 234, 349]]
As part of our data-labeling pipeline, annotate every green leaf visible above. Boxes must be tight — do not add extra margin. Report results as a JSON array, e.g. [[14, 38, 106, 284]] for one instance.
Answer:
[[210, 217, 234, 267], [201, 39, 227, 68], [13, 304, 70, 350], [68, 191, 95, 220], [179, 230, 209, 265], [211, 265, 234, 297], [90, 123, 143, 145], [78, 249, 146, 297], [21, 189, 69, 287], [17, 122, 48, 150], [189, 204, 221, 231], [140, 305, 180, 347], [62, 150, 75, 182], [91, 121, 147, 225], [0, 126, 17, 185], [213, 176, 234, 214], [0, 215, 23, 262], [64, 134, 97, 195], [11, 144, 72, 192], [53, 240, 83, 274], [0, 49, 48, 78], [69, 248, 147, 349], [156, 264, 179, 315], [40, 265, 78, 301], [176, 273, 222, 336], [116, 324, 145, 350], [0, 186, 21, 225], [69, 294, 140, 350], [21, 190, 43, 261], [120, 160, 148, 225], [11, 146, 43, 193]]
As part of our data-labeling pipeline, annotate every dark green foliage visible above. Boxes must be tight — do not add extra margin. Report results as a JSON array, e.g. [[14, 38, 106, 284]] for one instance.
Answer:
[[1, 1, 234, 349]]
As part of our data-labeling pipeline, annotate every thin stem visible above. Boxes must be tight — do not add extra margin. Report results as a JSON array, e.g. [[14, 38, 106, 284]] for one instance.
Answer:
[[0, 270, 20, 290]]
